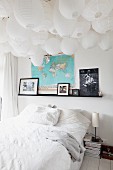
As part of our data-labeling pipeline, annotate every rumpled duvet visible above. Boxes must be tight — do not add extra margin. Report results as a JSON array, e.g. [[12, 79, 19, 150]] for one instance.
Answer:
[[0, 117, 84, 170], [40, 130, 85, 162]]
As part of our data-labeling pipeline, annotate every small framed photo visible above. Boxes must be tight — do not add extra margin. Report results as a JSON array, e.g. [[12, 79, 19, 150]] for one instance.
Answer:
[[19, 78, 39, 96], [57, 83, 70, 96], [72, 89, 80, 96]]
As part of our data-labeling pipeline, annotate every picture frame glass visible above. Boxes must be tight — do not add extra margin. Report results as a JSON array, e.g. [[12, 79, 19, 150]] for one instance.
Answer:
[[79, 68, 99, 96], [19, 78, 39, 95], [57, 84, 69, 95]]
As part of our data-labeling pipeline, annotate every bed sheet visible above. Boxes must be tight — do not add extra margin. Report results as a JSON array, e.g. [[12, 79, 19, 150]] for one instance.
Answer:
[[70, 151, 84, 170], [0, 117, 84, 170]]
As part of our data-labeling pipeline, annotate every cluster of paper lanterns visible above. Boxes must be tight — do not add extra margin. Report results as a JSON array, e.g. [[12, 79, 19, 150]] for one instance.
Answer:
[[0, 0, 113, 66]]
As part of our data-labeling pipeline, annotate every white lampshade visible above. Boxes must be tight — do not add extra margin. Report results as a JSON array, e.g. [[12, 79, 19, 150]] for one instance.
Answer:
[[82, 0, 113, 21], [92, 112, 99, 127]]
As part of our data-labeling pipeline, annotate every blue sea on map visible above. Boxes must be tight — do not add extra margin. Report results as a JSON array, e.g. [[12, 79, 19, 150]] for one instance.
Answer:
[[31, 54, 75, 87]]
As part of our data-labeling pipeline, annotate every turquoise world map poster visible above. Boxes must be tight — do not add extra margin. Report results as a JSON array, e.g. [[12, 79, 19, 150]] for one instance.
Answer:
[[31, 54, 75, 89]]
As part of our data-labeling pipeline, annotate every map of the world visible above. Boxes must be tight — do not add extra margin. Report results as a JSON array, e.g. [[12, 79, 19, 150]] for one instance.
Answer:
[[31, 54, 75, 88]]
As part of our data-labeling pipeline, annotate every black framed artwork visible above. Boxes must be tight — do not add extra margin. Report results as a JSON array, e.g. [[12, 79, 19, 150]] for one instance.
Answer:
[[57, 83, 70, 96], [79, 68, 99, 96], [19, 78, 39, 96]]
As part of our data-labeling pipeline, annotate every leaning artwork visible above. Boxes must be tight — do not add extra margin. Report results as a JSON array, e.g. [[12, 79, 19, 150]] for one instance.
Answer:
[[31, 54, 75, 92], [79, 68, 99, 96]]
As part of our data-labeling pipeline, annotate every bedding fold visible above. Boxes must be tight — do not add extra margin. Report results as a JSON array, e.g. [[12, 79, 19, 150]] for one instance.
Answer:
[[40, 130, 85, 162], [0, 112, 86, 170], [0, 118, 72, 170]]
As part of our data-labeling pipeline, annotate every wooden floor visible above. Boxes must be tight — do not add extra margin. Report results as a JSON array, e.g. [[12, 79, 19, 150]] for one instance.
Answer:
[[80, 156, 113, 170]]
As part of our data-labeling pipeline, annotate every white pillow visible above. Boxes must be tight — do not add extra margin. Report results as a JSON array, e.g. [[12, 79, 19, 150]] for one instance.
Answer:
[[56, 109, 91, 142], [20, 105, 61, 125], [20, 103, 39, 115]]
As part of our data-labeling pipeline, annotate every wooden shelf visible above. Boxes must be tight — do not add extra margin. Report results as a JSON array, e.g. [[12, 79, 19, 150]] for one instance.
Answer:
[[18, 94, 103, 97]]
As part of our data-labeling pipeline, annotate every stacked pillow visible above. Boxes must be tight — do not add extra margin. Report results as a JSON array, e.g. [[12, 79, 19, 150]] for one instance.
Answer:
[[56, 108, 91, 142], [19, 104, 61, 125], [19, 104, 91, 142]]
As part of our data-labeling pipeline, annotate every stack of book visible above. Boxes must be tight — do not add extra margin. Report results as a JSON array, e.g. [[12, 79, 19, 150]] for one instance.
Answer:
[[84, 141, 102, 158]]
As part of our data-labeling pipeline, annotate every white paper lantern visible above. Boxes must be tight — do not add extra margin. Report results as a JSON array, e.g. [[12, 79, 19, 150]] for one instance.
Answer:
[[33, 1, 53, 32], [0, 0, 12, 17], [0, 20, 8, 43], [14, 0, 44, 29], [45, 38, 61, 55], [31, 31, 48, 45], [30, 46, 45, 66], [59, 0, 85, 19], [72, 18, 91, 38], [10, 48, 20, 57], [92, 10, 113, 34], [11, 48, 27, 57], [99, 31, 113, 51], [8, 37, 30, 54], [49, 26, 58, 35], [82, 0, 113, 21], [0, 42, 11, 53], [34, 20, 53, 32], [61, 37, 78, 55], [6, 15, 29, 42], [53, 1, 76, 37], [81, 30, 100, 49]]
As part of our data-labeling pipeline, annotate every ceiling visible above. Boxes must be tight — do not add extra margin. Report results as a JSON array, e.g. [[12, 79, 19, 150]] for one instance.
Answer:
[[0, 0, 113, 66]]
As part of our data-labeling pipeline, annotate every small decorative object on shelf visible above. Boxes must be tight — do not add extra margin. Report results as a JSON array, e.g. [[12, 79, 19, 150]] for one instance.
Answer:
[[101, 144, 113, 160], [72, 89, 80, 96], [98, 91, 103, 97], [57, 83, 70, 96], [84, 134, 103, 158]]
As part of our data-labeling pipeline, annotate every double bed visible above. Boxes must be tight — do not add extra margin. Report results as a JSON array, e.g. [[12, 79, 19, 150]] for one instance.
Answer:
[[0, 104, 91, 170]]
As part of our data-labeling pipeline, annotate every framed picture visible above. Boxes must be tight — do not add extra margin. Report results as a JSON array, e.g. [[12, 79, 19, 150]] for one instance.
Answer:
[[72, 89, 80, 96], [57, 83, 70, 96], [79, 68, 99, 96], [19, 78, 39, 96]]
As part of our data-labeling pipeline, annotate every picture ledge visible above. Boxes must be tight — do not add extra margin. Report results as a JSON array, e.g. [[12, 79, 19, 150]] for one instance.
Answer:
[[18, 94, 103, 97]]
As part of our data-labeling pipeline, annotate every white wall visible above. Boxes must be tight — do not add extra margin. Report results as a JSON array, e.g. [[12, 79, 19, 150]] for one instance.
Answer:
[[18, 47, 113, 145]]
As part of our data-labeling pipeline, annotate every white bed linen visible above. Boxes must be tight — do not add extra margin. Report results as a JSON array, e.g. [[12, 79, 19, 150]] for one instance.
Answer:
[[70, 146, 84, 170], [0, 117, 84, 170]]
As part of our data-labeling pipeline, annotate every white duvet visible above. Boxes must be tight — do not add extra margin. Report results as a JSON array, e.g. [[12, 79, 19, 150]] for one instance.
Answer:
[[0, 117, 72, 170]]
